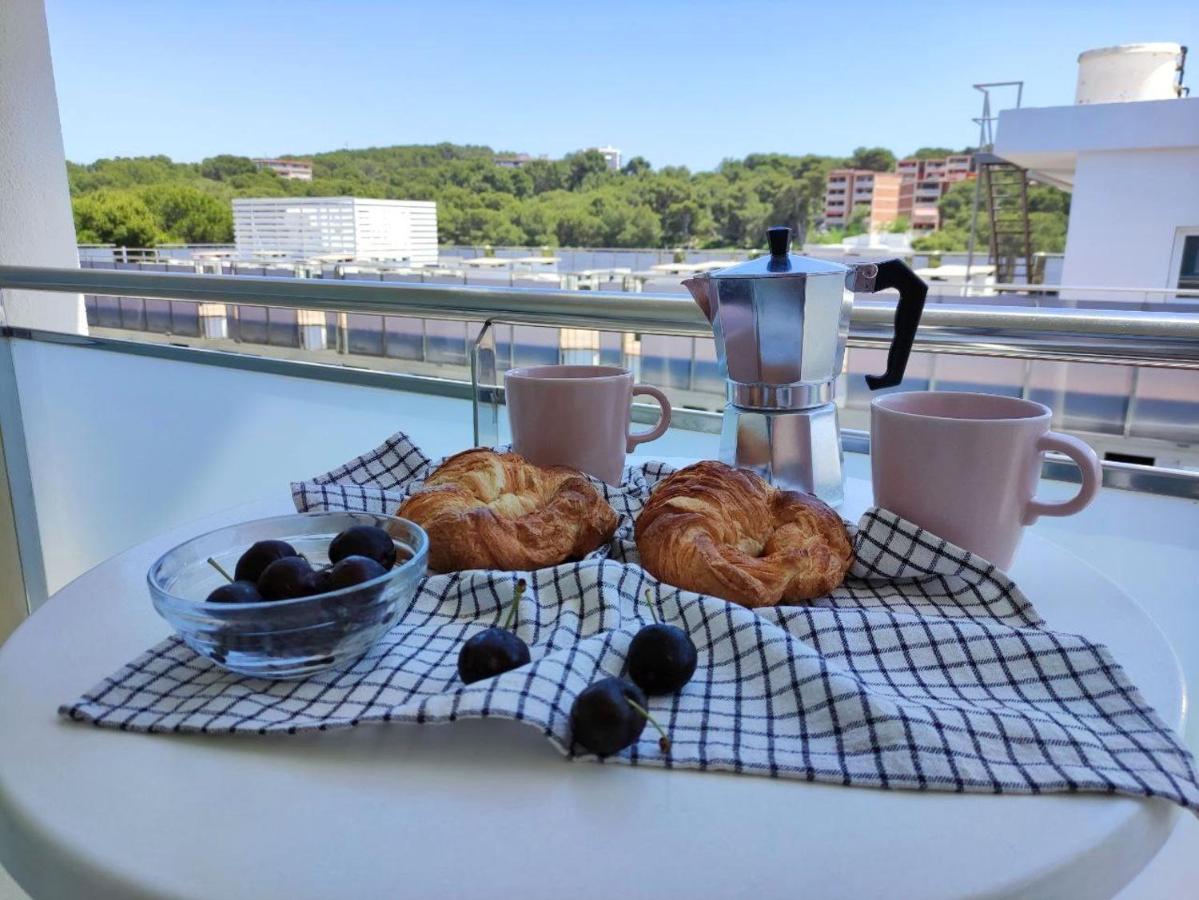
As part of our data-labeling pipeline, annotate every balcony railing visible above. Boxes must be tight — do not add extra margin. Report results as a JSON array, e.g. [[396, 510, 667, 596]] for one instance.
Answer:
[[2, 263, 1198, 612], [2, 264, 1198, 487], [4, 264, 1198, 365]]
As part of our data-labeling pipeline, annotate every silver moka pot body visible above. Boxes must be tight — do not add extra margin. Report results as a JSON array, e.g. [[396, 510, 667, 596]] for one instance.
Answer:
[[683, 226, 928, 506]]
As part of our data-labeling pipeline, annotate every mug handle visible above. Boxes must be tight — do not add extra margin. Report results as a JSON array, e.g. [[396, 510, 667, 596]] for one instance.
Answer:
[[1022, 432, 1102, 525], [626, 385, 672, 452]]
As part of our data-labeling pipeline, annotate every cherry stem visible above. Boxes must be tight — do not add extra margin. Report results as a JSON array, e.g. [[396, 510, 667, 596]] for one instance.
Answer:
[[626, 698, 671, 753], [643, 588, 658, 625], [207, 557, 234, 583], [502, 578, 527, 631]]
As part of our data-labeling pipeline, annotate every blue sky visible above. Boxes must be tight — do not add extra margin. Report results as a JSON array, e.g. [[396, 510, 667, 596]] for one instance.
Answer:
[[46, 0, 1197, 170]]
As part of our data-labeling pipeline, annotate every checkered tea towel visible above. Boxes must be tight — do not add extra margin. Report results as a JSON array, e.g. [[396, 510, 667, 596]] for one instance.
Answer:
[[63, 432, 1199, 812]]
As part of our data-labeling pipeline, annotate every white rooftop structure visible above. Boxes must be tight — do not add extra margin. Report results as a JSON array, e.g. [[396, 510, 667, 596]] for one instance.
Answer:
[[593, 145, 622, 171], [995, 43, 1196, 298], [232, 197, 438, 266]]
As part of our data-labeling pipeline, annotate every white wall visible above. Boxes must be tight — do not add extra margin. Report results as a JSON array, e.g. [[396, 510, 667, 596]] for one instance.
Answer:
[[0, 0, 84, 333], [1061, 148, 1199, 299]]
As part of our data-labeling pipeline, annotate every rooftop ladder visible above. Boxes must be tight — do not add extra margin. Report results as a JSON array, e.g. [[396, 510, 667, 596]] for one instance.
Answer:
[[977, 152, 1035, 285]]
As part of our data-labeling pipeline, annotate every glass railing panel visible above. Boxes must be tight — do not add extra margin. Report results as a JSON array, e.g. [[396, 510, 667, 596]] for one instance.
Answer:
[[266, 307, 300, 348], [168, 302, 201, 337], [234, 306, 270, 344], [118, 296, 146, 331], [691, 339, 723, 397], [599, 331, 623, 368], [843, 348, 935, 407], [143, 298, 172, 333], [928, 354, 1026, 397], [383, 316, 425, 360], [343, 313, 383, 355], [639, 334, 693, 391], [1028, 361, 1134, 435], [1128, 368, 1199, 443], [510, 325, 558, 368], [421, 320, 469, 365]]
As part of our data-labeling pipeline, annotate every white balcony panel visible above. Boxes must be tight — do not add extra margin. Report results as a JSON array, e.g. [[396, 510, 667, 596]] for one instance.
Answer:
[[7, 339, 715, 596]]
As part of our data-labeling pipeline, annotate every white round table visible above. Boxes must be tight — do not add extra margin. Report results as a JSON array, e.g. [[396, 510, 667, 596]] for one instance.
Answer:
[[0, 477, 1186, 900]]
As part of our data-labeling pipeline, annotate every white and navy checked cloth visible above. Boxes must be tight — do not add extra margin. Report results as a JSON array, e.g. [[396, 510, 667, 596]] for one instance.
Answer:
[[63, 432, 1199, 811]]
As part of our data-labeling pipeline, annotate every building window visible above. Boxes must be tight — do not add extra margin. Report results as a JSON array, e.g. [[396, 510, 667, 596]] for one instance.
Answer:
[[1178, 235, 1199, 290]]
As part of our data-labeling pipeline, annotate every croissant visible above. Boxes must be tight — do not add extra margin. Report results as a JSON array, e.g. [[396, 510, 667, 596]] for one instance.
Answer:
[[635, 461, 852, 607], [396, 448, 618, 572]]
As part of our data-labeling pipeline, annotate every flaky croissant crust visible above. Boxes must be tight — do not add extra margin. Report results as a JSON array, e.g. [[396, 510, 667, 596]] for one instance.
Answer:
[[396, 449, 618, 572], [635, 461, 853, 608]]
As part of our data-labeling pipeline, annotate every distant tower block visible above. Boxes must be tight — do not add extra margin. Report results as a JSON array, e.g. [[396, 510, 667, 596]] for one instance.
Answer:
[[594, 146, 622, 171], [232, 197, 439, 266]]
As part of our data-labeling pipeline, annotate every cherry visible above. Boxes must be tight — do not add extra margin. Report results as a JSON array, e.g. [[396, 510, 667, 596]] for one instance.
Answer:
[[627, 590, 698, 695], [324, 555, 387, 591], [257, 556, 318, 600], [329, 525, 396, 570], [570, 677, 671, 756], [206, 581, 263, 604], [235, 540, 299, 583], [458, 579, 531, 684]]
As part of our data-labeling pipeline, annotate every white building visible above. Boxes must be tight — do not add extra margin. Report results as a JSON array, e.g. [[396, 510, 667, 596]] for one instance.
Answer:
[[232, 197, 438, 265], [593, 145, 622, 171], [252, 158, 313, 181], [994, 43, 1196, 298]]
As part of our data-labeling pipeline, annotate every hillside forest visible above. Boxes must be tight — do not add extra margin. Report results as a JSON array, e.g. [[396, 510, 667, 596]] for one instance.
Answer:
[[67, 144, 1069, 253]]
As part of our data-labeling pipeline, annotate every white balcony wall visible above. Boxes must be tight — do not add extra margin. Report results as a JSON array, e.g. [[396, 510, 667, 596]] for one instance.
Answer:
[[1061, 148, 1199, 299], [7, 340, 716, 597], [0, 0, 84, 333]]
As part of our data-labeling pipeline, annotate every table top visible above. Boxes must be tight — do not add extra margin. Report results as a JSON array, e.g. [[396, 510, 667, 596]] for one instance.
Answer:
[[0, 476, 1187, 900]]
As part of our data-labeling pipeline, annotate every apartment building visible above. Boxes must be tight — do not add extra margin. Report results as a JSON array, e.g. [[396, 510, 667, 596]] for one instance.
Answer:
[[823, 169, 902, 230], [495, 153, 534, 168], [826, 153, 975, 233], [593, 145, 622, 171], [895, 153, 975, 232], [253, 158, 314, 181]]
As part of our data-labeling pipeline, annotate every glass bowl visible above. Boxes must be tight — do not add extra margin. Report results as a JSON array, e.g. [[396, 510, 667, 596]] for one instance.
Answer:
[[147, 512, 428, 679]]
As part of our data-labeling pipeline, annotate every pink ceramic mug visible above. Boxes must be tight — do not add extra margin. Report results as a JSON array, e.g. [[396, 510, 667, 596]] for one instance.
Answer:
[[871, 391, 1102, 568], [505, 365, 672, 485]]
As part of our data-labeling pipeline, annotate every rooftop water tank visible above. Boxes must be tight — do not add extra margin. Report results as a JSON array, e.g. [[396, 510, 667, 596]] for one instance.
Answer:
[[1075, 43, 1186, 104]]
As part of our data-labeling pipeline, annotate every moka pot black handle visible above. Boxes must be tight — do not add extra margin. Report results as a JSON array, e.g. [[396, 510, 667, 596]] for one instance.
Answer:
[[860, 258, 928, 390]]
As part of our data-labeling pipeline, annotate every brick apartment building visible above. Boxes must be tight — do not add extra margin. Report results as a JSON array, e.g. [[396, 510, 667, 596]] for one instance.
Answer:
[[824, 153, 975, 233], [896, 153, 975, 232], [823, 170, 903, 230], [253, 158, 314, 181]]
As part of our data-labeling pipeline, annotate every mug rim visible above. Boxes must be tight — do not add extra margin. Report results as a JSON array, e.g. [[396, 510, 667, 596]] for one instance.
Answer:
[[505, 364, 631, 383], [871, 390, 1051, 424]]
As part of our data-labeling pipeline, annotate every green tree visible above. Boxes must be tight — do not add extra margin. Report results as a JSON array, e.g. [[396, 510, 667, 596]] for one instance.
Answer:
[[199, 155, 260, 181], [908, 147, 955, 160], [812, 227, 846, 245], [849, 147, 896, 172], [138, 184, 233, 243], [845, 204, 871, 236], [72, 190, 160, 246], [911, 229, 968, 252], [562, 150, 610, 190], [887, 216, 910, 234], [621, 156, 652, 176]]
